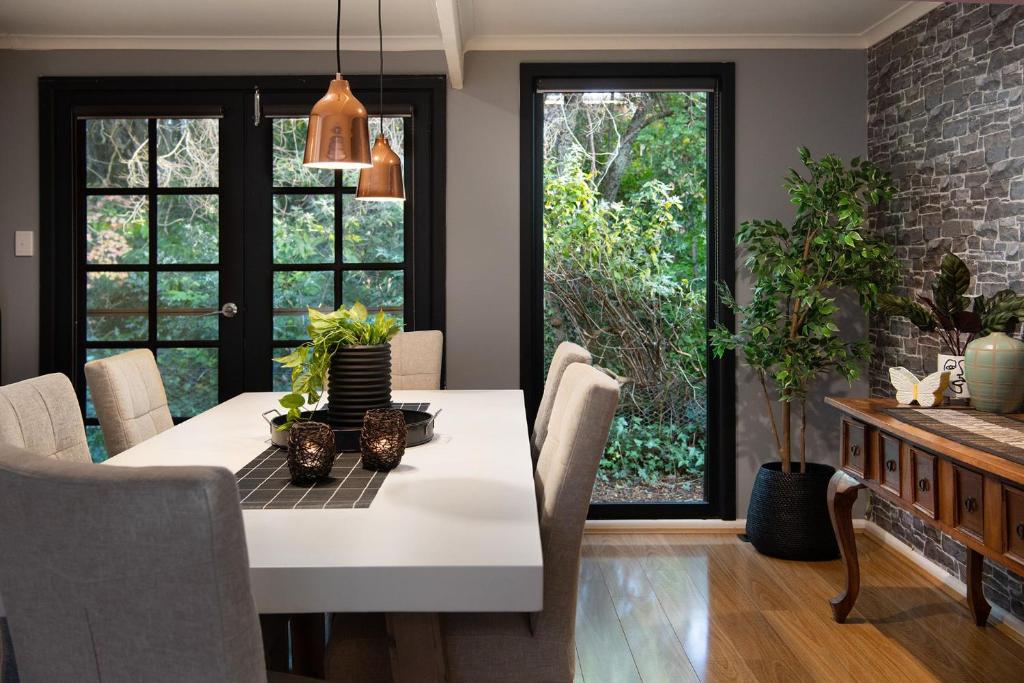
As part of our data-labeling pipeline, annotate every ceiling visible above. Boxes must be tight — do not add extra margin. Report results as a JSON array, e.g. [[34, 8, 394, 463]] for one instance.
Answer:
[[0, 0, 939, 87]]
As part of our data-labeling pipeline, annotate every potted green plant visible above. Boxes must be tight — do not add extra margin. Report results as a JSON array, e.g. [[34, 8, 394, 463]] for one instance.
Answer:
[[878, 253, 1024, 400], [273, 302, 401, 431], [710, 148, 897, 560]]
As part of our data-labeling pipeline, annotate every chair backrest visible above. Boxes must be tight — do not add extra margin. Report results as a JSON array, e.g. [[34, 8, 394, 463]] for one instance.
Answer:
[[0, 373, 90, 463], [390, 330, 444, 390], [0, 444, 265, 683], [85, 349, 174, 456], [531, 342, 592, 463], [532, 363, 618, 640]]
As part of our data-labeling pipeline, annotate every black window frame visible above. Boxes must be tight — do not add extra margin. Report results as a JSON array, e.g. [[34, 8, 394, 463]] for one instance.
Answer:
[[39, 75, 446, 422], [519, 63, 736, 520]]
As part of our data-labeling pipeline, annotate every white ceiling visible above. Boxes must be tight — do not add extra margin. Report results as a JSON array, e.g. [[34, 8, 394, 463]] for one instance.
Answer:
[[0, 0, 939, 87]]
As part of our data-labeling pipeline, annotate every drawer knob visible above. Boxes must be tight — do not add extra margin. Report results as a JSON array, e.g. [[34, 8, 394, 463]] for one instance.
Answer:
[[1017, 523, 1024, 540], [963, 497, 977, 513], [917, 478, 930, 492], [886, 460, 897, 472]]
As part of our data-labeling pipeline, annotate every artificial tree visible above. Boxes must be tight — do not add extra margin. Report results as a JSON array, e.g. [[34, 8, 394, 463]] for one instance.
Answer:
[[711, 148, 898, 474]]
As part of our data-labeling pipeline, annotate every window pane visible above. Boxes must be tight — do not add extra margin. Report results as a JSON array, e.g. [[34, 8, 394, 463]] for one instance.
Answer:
[[342, 117, 404, 187], [157, 194, 219, 264], [85, 348, 131, 417], [86, 425, 109, 463], [342, 270, 403, 321], [273, 118, 333, 187], [342, 195, 403, 263], [85, 118, 148, 188], [158, 271, 219, 340], [157, 118, 219, 187], [274, 270, 334, 339], [86, 272, 148, 341], [273, 194, 335, 264], [272, 346, 297, 392], [157, 348, 218, 417], [86, 195, 148, 264]]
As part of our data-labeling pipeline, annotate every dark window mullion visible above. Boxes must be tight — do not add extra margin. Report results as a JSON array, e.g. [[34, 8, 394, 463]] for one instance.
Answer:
[[147, 118, 158, 351], [334, 175, 344, 307], [271, 186, 336, 195]]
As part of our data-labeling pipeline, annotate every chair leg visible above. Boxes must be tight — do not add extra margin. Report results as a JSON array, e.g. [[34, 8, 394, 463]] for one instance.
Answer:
[[260, 614, 290, 672], [385, 613, 446, 683], [291, 613, 327, 678]]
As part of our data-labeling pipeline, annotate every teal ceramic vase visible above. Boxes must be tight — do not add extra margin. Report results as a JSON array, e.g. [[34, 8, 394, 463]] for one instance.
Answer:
[[964, 332, 1024, 413]]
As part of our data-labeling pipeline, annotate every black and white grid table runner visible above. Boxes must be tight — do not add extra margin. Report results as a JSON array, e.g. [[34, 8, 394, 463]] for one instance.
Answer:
[[236, 447, 386, 510]]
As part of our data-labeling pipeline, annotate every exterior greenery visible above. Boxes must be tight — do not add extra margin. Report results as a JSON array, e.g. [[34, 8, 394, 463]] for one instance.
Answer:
[[542, 92, 708, 488], [710, 149, 898, 473]]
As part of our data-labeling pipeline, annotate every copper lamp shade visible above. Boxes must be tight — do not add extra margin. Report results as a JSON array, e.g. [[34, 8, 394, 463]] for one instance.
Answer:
[[303, 75, 372, 169], [357, 134, 405, 201]]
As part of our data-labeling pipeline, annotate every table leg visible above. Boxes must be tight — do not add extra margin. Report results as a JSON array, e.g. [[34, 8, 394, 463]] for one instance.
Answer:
[[291, 613, 327, 678], [966, 549, 992, 627], [385, 613, 446, 683], [828, 470, 865, 623]]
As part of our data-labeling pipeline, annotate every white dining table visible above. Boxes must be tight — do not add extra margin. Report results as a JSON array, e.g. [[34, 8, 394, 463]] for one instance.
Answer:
[[104, 389, 544, 680]]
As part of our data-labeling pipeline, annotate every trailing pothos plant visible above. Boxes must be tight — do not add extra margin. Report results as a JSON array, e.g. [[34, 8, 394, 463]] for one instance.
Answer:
[[272, 302, 401, 429], [877, 253, 1024, 356], [710, 148, 898, 474]]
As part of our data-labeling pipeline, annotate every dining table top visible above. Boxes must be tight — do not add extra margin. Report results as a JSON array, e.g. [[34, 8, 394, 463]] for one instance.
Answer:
[[104, 390, 544, 614]]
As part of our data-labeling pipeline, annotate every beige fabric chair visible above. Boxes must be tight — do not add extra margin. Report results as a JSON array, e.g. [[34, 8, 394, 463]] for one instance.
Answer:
[[390, 330, 444, 390], [0, 444, 313, 683], [85, 348, 174, 456], [0, 373, 90, 463], [325, 363, 619, 683], [531, 341, 592, 464]]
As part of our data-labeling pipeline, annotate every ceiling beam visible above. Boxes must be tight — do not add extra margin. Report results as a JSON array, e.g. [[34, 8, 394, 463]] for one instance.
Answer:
[[433, 0, 464, 89]]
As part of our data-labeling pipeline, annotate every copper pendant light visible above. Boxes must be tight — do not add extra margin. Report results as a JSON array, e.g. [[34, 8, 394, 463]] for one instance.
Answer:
[[303, 0, 371, 170], [357, 0, 405, 201]]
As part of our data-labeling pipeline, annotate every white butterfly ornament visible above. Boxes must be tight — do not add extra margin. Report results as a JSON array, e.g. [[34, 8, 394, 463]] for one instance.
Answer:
[[888, 367, 950, 408]]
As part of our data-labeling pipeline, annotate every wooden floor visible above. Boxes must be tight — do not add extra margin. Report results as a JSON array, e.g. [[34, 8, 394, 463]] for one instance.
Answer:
[[574, 533, 1024, 683]]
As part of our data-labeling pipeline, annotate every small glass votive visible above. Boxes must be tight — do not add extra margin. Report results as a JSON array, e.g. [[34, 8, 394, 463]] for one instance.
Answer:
[[287, 421, 336, 486], [360, 409, 407, 472]]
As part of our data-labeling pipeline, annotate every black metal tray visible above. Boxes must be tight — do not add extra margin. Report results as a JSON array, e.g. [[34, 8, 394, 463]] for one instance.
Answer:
[[264, 409, 435, 452]]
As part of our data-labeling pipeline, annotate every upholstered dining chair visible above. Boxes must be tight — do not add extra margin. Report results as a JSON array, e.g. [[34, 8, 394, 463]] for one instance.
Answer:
[[0, 373, 90, 463], [390, 330, 444, 390], [85, 348, 174, 456], [0, 444, 314, 683], [531, 341, 592, 464], [325, 362, 619, 683]]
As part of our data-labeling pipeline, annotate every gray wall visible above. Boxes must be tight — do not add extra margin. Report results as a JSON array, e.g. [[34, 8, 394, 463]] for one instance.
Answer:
[[0, 47, 868, 515]]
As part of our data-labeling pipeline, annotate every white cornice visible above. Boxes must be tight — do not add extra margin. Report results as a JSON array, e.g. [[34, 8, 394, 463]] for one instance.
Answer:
[[0, 34, 443, 51], [861, 1, 939, 48], [465, 33, 874, 52]]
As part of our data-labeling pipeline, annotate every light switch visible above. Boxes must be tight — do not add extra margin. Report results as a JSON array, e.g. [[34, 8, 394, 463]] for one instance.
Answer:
[[14, 231, 33, 257]]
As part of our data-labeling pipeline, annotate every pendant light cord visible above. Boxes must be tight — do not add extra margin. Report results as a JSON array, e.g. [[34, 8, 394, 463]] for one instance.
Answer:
[[378, 0, 384, 131], [336, 0, 342, 75]]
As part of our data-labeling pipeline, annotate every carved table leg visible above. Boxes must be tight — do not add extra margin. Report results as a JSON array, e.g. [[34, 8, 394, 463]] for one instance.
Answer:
[[966, 549, 992, 627], [828, 470, 865, 623]]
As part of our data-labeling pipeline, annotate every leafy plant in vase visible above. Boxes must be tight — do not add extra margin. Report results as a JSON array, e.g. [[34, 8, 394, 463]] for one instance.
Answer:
[[273, 303, 401, 433], [710, 148, 897, 561], [878, 253, 1024, 402]]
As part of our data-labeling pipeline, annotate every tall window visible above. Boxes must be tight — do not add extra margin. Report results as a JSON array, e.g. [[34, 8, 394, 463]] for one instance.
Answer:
[[40, 76, 446, 462], [521, 65, 735, 519]]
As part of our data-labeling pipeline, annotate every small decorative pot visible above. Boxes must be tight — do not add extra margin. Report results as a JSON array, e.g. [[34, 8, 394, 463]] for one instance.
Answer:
[[287, 421, 336, 486], [360, 408, 406, 472], [745, 462, 840, 561], [938, 353, 969, 400], [964, 332, 1024, 413], [328, 344, 392, 430]]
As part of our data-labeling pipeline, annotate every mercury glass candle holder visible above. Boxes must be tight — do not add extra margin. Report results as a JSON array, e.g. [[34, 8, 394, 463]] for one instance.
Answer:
[[360, 408, 406, 472], [287, 421, 336, 485]]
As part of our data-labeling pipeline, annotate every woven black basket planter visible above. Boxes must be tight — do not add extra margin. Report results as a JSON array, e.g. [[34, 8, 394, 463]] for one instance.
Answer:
[[745, 461, 839, 561], [328, 344, 392, 430]]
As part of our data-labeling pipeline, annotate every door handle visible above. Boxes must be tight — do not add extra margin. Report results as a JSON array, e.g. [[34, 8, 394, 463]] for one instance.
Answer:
[[202, 303, 238, 318]]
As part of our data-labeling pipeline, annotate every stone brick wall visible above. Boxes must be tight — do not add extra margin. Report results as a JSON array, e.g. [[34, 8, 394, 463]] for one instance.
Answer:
[[867, 3, 1024, 620]]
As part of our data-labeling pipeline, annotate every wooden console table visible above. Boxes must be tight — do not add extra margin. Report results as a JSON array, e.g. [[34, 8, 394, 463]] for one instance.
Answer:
[[825, 397, 1024, 626]]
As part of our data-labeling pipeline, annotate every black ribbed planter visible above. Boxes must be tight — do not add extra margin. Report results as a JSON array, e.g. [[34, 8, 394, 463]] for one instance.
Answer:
[[327, 344, 392, 430], [746, 461, 840, 561]]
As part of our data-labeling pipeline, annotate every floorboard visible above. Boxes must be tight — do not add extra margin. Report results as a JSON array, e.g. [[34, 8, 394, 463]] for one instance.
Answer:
[[574, 533, 1024, 683]]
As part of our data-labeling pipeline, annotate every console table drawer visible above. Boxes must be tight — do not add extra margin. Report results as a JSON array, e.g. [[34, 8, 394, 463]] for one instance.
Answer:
[[910, 448, 937, 518], [954, 465, 984, 538], [1005, 485, 1024, 563], [841, 418, 868, 478], [877, 432, 901, 496]]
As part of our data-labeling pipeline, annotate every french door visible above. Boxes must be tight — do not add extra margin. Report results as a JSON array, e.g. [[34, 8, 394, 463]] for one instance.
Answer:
[[40, 76, 445, 461]]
